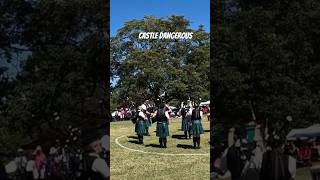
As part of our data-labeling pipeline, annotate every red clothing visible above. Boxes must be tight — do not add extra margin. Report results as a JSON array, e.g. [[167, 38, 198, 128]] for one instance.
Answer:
[[34, 152, 46, 170]]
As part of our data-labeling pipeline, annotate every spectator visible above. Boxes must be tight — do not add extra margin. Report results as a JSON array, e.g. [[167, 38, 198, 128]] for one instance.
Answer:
[[14, 148, 27, 180], [33, 145, 47, 180], [26, 153, 36, 180]]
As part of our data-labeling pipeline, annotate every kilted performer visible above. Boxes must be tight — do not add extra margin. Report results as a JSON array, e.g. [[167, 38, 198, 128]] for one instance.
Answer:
[[182, 107, 192, 139], [144, 112, 153, 136], [154, 104, 170, 148], [180, 101, 188, 130], [180, 106, 186, 130], [191, 105, 204, 148], [135, 105, 147, 144]]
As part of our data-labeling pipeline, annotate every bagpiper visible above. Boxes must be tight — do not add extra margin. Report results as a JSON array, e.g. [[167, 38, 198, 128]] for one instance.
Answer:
[[181, 98, 193, 138], [154, 103, 170, 148], [144, 104, 153, 136], [135, 104, 147, 144], [191, 104, 204, 148]]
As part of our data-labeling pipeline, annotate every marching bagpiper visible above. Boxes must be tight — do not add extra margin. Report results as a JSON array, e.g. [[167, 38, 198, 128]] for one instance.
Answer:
[[180, 98, 193, 139], [191, 104, 204, 149], [144, 104, 153, 136], [135, 104, 148, 144], [154, 103, 170, 148]]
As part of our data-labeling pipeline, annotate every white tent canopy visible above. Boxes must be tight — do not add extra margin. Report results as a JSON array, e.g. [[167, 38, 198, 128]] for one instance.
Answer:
[[287, 124, 320, 140], [199, 100, 210, 106]]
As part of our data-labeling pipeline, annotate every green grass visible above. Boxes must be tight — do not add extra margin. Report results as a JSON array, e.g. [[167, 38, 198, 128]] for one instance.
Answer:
[[111, 117, 210, 180]]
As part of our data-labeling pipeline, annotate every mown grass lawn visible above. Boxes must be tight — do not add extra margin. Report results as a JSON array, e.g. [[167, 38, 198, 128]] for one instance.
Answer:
[[111, 116, 210, 180]]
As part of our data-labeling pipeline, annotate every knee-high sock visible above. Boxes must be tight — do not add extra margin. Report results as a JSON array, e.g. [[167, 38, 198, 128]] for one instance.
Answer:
[[159, 138, 163, 146], [163, 138, 167, 147], [193, 137, 196, 148]]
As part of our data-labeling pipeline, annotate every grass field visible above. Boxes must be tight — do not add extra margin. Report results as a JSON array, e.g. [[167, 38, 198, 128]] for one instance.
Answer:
[[111, 116, 210, 180]]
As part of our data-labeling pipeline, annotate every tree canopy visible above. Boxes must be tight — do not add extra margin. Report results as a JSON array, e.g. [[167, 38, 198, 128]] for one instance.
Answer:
[[111, 16, 209, 109], [0, 0, 109, 157], [212, 0, 320, 128]]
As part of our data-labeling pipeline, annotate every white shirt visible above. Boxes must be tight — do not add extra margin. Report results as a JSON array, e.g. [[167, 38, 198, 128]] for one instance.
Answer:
[[165, 111, 170, 119], [138, 111, 147, 120], [101, 135, 110, 151], [26, 160, 35, 172], [89, 153, 109, 179], [252, 146, 263, 169], [14, 156, 27, 168], [288, 156, 296, 178]]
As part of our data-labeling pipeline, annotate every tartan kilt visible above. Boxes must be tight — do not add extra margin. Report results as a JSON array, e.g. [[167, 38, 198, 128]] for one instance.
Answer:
[[145, 117, 153, 127], [135, 119, 146, 135], [191, 120, 204, 135], [183, 119, 192, 131], [156, 122, 169, 138], [181, 117, 185, 130]]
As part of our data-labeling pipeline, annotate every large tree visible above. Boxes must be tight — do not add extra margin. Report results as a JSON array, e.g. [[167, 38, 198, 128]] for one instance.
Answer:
[[0, 0, 109, 156], [212, 0, 320, 128], [111, 16, 209, 109]]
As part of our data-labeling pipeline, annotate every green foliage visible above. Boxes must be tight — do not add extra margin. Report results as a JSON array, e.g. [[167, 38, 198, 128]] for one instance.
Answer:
[[0, 0, 109, 155], [111, 16, 209, 107], [212, 0, 320, 128]]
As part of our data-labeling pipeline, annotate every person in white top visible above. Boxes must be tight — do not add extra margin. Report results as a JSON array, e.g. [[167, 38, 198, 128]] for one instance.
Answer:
[[14, 148, 27, 178], [85, 138, 109, 180], [135, 104, 148, 144]]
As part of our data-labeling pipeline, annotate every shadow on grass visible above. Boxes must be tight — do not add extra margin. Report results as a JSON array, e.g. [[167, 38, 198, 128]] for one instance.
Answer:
[[128, 140, 141, 144], [171, 134, 187, 139], [204, 130, 210, 132], [127, 136, 138, 139], [145, 144, 162, 148], [177, 144, 194, 149]]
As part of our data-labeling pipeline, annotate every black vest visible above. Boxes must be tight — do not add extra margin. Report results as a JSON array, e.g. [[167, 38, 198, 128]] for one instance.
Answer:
[[83, 155, 106, 180], [260, 150, 291, 180], [191, 108, 201, 120], [181, 108, 187, 118], [156, 109, 168, 123]]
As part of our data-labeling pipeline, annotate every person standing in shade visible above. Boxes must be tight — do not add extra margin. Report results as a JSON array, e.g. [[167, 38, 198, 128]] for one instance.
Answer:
[[82, 134, 109, 180], [14, 148, 27, 180], [191, 104, 204, 148], [260, 135, 296, 180], [135, 104, 147, 144], [154, 103, 170, 148], [33, 146, 47, 180]]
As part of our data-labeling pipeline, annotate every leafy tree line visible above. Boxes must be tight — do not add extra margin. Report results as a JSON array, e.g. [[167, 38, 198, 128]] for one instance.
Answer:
[[211, 0, 320, 129], [111, 16, 210, 110], [0, 0, 109, 157]]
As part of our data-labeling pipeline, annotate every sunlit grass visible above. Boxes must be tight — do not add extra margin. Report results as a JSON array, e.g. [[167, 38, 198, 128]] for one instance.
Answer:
[[111, 117, 210, 180]]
